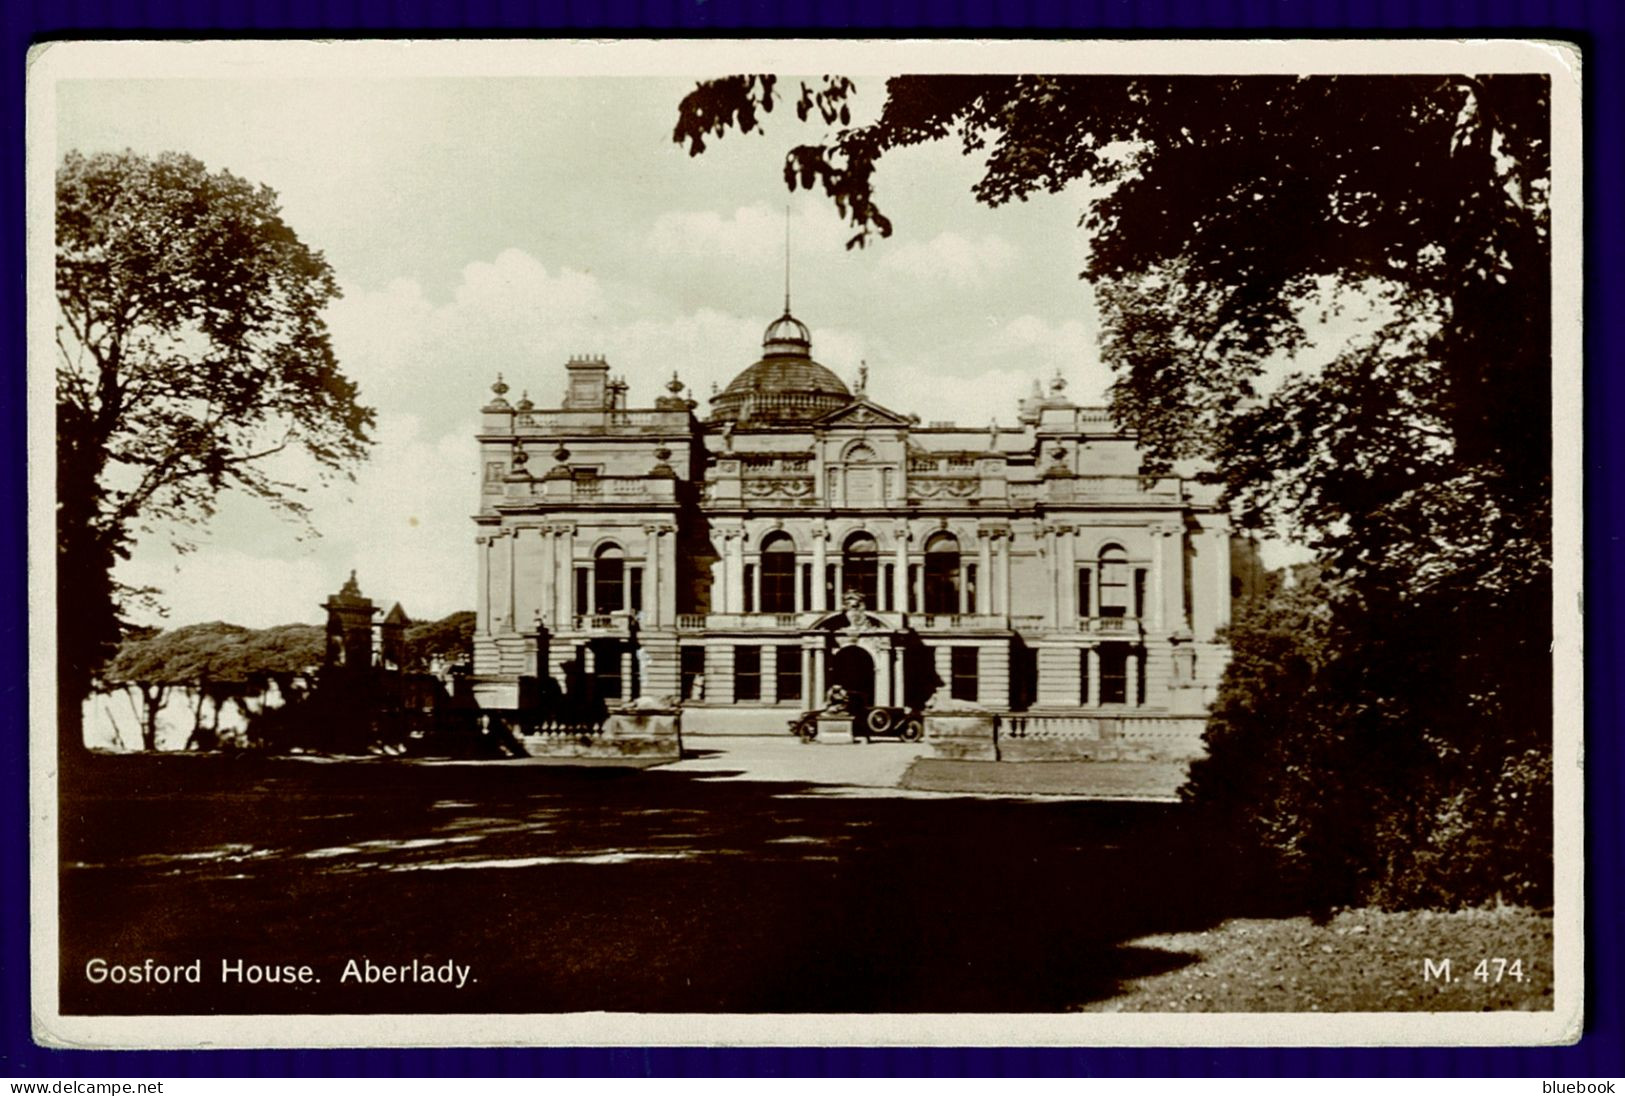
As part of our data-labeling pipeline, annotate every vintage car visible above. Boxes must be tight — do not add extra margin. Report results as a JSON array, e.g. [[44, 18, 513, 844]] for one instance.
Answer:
[[787, 702, 924, 743]]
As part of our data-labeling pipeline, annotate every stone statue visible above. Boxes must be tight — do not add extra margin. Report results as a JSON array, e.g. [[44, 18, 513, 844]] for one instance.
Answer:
[[841, 589, 871, 631], [635, 645, 653, 698]]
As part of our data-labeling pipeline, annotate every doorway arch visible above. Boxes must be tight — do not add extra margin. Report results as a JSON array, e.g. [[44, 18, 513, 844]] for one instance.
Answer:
[[830, 645, 876, 711]]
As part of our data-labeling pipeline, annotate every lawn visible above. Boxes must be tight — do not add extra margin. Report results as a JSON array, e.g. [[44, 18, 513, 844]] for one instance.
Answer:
[[55, 750, 1553, 1015]]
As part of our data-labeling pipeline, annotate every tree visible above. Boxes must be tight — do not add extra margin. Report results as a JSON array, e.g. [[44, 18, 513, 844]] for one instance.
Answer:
[[675, 75, 1552, 905], [100, 621, 325, 751], [56, 150, 374, 763], [403, 610, 476, 671], [100, 625, 170, 752]]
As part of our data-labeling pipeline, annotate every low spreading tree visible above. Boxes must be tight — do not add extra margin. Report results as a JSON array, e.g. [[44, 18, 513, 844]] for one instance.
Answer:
[[57, 150, 374, 766], [99, 621, 324, 750], [675, 74, 1552, 906]]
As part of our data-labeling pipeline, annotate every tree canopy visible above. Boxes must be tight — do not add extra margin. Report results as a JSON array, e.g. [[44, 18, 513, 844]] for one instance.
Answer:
[[56, 150, 375, 748], [675, 75, 1548, 575], [102, 621, 326, 750], [676, 74, 1554, 907], [404, 610, 476, 670]]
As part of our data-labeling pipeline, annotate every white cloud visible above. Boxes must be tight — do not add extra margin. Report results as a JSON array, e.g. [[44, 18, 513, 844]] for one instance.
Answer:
[[645, 202, 848, 267], [117, 411, 480, 629], [878, 231, 1018, 289]]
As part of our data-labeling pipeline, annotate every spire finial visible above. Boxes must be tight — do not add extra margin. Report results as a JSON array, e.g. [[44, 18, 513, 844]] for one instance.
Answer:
[[784, 203, 792, 315]]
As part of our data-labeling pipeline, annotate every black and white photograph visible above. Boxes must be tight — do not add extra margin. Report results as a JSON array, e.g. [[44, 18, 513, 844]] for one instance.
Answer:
[[27, 39, 1582, 1048]]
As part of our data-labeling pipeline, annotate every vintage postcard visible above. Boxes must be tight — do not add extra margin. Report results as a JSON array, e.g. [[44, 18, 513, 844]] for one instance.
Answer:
[[27, 38, 1583, 1048]]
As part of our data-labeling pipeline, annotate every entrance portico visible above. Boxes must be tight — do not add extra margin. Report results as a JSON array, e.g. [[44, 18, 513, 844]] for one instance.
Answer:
[[804, 592, 935, 719]]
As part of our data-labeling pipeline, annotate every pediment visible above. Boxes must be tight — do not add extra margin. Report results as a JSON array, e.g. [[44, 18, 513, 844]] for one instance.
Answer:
[[815, 399, 911, 428]]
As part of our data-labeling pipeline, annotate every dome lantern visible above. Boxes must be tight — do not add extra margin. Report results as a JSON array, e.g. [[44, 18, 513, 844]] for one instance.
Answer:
[[709, 305, 852, 426]]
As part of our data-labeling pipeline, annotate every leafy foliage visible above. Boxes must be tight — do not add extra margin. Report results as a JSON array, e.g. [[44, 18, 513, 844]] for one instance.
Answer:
[[1188, 566, 1551, 910], [675, 74, 1553, 907], [404, 610, 476, 670], [102, 621, 325, 750], [56, 150, 374, 749]]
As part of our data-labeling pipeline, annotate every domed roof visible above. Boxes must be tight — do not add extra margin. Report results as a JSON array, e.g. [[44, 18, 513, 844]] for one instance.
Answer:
[[710, 309, 852, 425], [762, 312, 811, 353]]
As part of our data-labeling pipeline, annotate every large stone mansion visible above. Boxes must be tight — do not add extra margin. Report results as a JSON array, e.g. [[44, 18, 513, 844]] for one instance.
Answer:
[[470, 304, 1253, 738]]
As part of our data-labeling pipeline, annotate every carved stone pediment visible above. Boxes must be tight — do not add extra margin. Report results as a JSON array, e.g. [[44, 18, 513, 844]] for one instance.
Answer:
[[815, 399, 911, 428]]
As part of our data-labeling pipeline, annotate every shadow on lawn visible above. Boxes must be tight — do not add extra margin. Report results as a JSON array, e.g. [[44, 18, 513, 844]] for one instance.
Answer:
[[58, 751, 1287, 1014]]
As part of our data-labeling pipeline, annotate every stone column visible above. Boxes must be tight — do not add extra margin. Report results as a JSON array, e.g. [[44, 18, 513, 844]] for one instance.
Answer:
[[996, 529, 1012, 619], [1211, 524, 1233, 633], [728, 530, 746, 614], [977, 528, 992, 616], [801, 646, 813, 706], [811, 523, 828, 612], [1150, 524, 1166, 634], [644, 524, 661, 627], [873, 644, 892, 706], [715, 530, 732, 613], [476, 535, 491, 633], [555, 525, 575, 626], [811, 645, 826, 705], [538, 524, 556, 628], [507, 528, 518, 631], [1158, 524, 1186, 634], [1043, 525, 1060, 628], [892, 523, 910, 616], [1063, 525, 1081, 626], [1060, 526, 1077, 626], [1086, 645, 1101, 707], [662, 524, 678, 624], [491, 529, 514, 633]]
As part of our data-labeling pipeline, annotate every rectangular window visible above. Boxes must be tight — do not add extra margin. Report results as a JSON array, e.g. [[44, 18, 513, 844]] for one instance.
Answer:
[[680, 646, 705, 700], [825, 565, 837, 607], [775, 646, 802, 702], [734, 645, 761, 701], [743, 564, 756, 612], [1077, 568, 1092, 620], [1099, 644, 1128, 705], [630, 567, 643, 614], [1100, 558, 1128, 617], [592, 640, 622, 699], [800, 563, 812, 611], [574, 569, 590, 616], [950, 646, 979, 702], [1080, 649, 1091, 706], [883, 564, 895, 611], [1133, 569, 1146, 619], [1135, 649, 1146, 707], [908, 565, 920, 613], [595, 559, 624, 613], [966, 564, 978, 614]]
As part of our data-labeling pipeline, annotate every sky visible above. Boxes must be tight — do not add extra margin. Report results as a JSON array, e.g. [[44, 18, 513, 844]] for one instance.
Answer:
[[52, 66, 1288, 631]]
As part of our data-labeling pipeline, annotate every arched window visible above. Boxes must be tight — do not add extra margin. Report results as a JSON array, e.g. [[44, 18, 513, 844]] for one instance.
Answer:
[[842, 531, 879, 608], [594, 543, 625, 613], [759, 532, 797, 613], [1098, 544, 1128, 618], [923, 531, 961, 614]]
